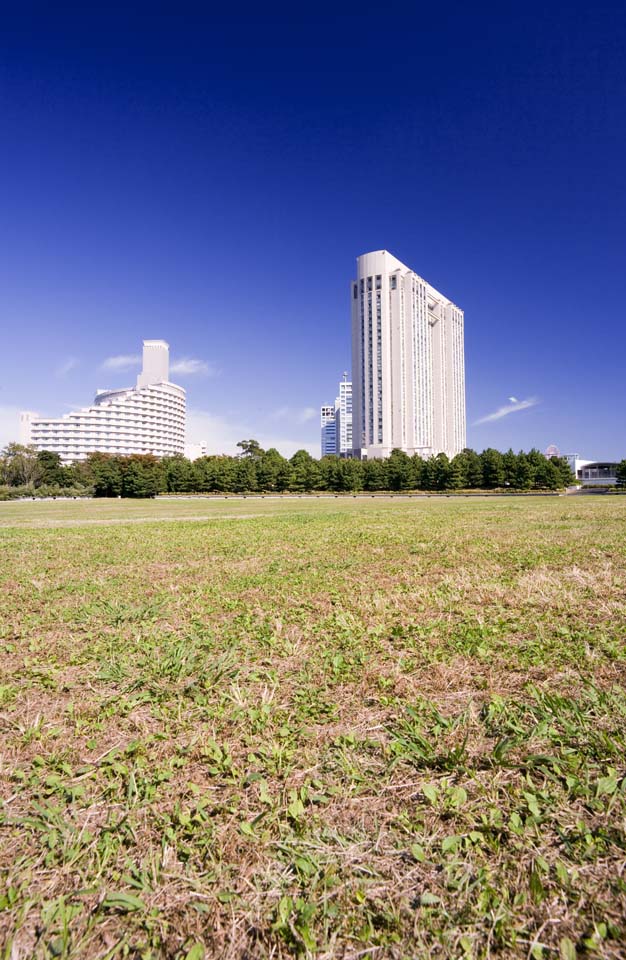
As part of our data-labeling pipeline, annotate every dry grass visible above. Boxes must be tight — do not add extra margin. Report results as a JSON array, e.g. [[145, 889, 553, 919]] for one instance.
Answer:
[[0, 496, 625, 959]]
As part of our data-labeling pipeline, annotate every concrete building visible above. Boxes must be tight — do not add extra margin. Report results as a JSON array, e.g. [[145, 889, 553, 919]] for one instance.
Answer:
[[320, 404, 337, 457], [351, 250, 466, 459], [336, 374, 353, 456], [559, 454, 595, 481], [578, 462, 619, 486], [21, 340, 186, 463]]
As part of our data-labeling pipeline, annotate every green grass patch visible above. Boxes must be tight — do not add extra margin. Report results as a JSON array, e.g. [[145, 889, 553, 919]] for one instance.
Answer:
[[0, 496, 625, 958]]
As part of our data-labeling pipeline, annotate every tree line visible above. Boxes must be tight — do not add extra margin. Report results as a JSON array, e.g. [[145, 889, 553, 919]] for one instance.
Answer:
[[0, 440, 605, 499]]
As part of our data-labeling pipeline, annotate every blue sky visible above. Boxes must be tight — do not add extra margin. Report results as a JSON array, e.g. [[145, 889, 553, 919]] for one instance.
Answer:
[[1, 2, 625, 458]]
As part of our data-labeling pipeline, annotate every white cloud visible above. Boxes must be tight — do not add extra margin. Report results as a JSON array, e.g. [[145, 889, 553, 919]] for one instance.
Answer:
[[187, 407, 318, 458], [170, 357, 216, 377], [474, 396, 539, 426], [55, 356, 79, 378], [101, 354, 141, 371]]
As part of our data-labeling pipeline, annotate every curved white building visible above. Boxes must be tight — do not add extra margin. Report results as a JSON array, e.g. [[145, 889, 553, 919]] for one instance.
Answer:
[[351, 250, 466, 460], [21, 340, 186, 463]]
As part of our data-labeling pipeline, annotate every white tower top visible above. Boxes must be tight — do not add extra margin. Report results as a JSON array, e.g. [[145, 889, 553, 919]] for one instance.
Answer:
[[137, 339, 169, 388]]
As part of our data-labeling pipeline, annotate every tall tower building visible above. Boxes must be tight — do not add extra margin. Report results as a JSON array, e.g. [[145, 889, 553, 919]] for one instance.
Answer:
[[351, 250, 465, 459], [320, 405, 337, 457]]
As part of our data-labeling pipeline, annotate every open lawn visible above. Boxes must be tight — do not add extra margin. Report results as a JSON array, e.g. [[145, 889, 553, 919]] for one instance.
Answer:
[[1, 497, 625, 959]]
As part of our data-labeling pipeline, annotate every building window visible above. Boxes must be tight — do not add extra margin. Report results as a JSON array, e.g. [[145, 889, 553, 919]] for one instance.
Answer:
[[375, 275, 381, 289], [367, 276, 373, 291], [353, 284, 358, 299], [390, 275, 397, 290]]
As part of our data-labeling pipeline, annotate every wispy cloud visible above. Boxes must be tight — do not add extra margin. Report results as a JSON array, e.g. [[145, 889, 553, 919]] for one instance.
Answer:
[[474, 396, 539, 426], [55, 356, 79, 378], [170, 357, 216, 377], [271, 406, 317, 424], [101, 354, 141, 371]]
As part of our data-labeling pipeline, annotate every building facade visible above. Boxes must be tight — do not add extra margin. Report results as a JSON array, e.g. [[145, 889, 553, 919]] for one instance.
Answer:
[[336, 374, 353, 456], [351, 250, 466, 459], [320, 404, 337, 457], [21, 340, 186, 463]]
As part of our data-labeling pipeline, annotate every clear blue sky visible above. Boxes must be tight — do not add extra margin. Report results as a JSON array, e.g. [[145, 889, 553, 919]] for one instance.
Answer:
[[1, 2, 625, 458]]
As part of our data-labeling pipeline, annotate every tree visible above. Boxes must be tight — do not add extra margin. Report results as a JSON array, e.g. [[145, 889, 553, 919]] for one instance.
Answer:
[[86, 453, 122, 497], [386, 449, 412, 490], [464, 449, 483, 489], [234, 456, 258, 492], [480, 448, 504, 489], [502, 449, 517, 488], [363, 458, 387, 491], [120, 455, 162, 498], [616, 460, 626, 489], [420, 457, 437, 491], [551, 456, 575, 488], [433, 452, 451, 490], [237, 439, 265, 460], [1, 443, 42, 487], [514, 452, 533, 490], [334, 458, 363, 492], [258, 448, 288, 491], [449, 453, 467, 489], [36, 450, 65, 487], [290, 450, 321, 492], [163, 455, 195, 492]]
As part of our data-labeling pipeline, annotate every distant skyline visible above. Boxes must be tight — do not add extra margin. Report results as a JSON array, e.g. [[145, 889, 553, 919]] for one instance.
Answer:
[[1, 3, 625, 459]]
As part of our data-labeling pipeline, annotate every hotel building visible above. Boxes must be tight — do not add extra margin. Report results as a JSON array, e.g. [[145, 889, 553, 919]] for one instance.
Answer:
[[20, 340, 186, 463], [351, 250, 466, 459]]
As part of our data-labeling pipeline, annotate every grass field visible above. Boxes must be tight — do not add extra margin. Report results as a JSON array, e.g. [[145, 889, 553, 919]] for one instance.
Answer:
[[1, 497, 625, 959]]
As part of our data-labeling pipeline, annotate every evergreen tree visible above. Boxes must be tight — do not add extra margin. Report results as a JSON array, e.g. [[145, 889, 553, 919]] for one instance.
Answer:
[[448, 453, 467, 489], [514, 452, 533, 489], [163, 455, 196, 492], [290, 450, 321, 491], [335, 458, 364, 491], [234, 456, 258, 492], [362, 458, 386, 491], [433, 452, 451, 490], [480, 448, 505, 488], [87, 453, 123, 497], [36, 450, 65, 487], [464, 449, 483, 488], [386, 449, 412, 490], [502, 449, 517, 488], [258, 448, 288, 491]]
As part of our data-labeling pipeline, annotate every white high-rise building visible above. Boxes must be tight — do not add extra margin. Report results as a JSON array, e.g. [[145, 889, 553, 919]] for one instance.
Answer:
[[21, 340, 186, 463], [336, 374, 353, 456], [351, 250, 465, 459], [320, 405, 337, 457]]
